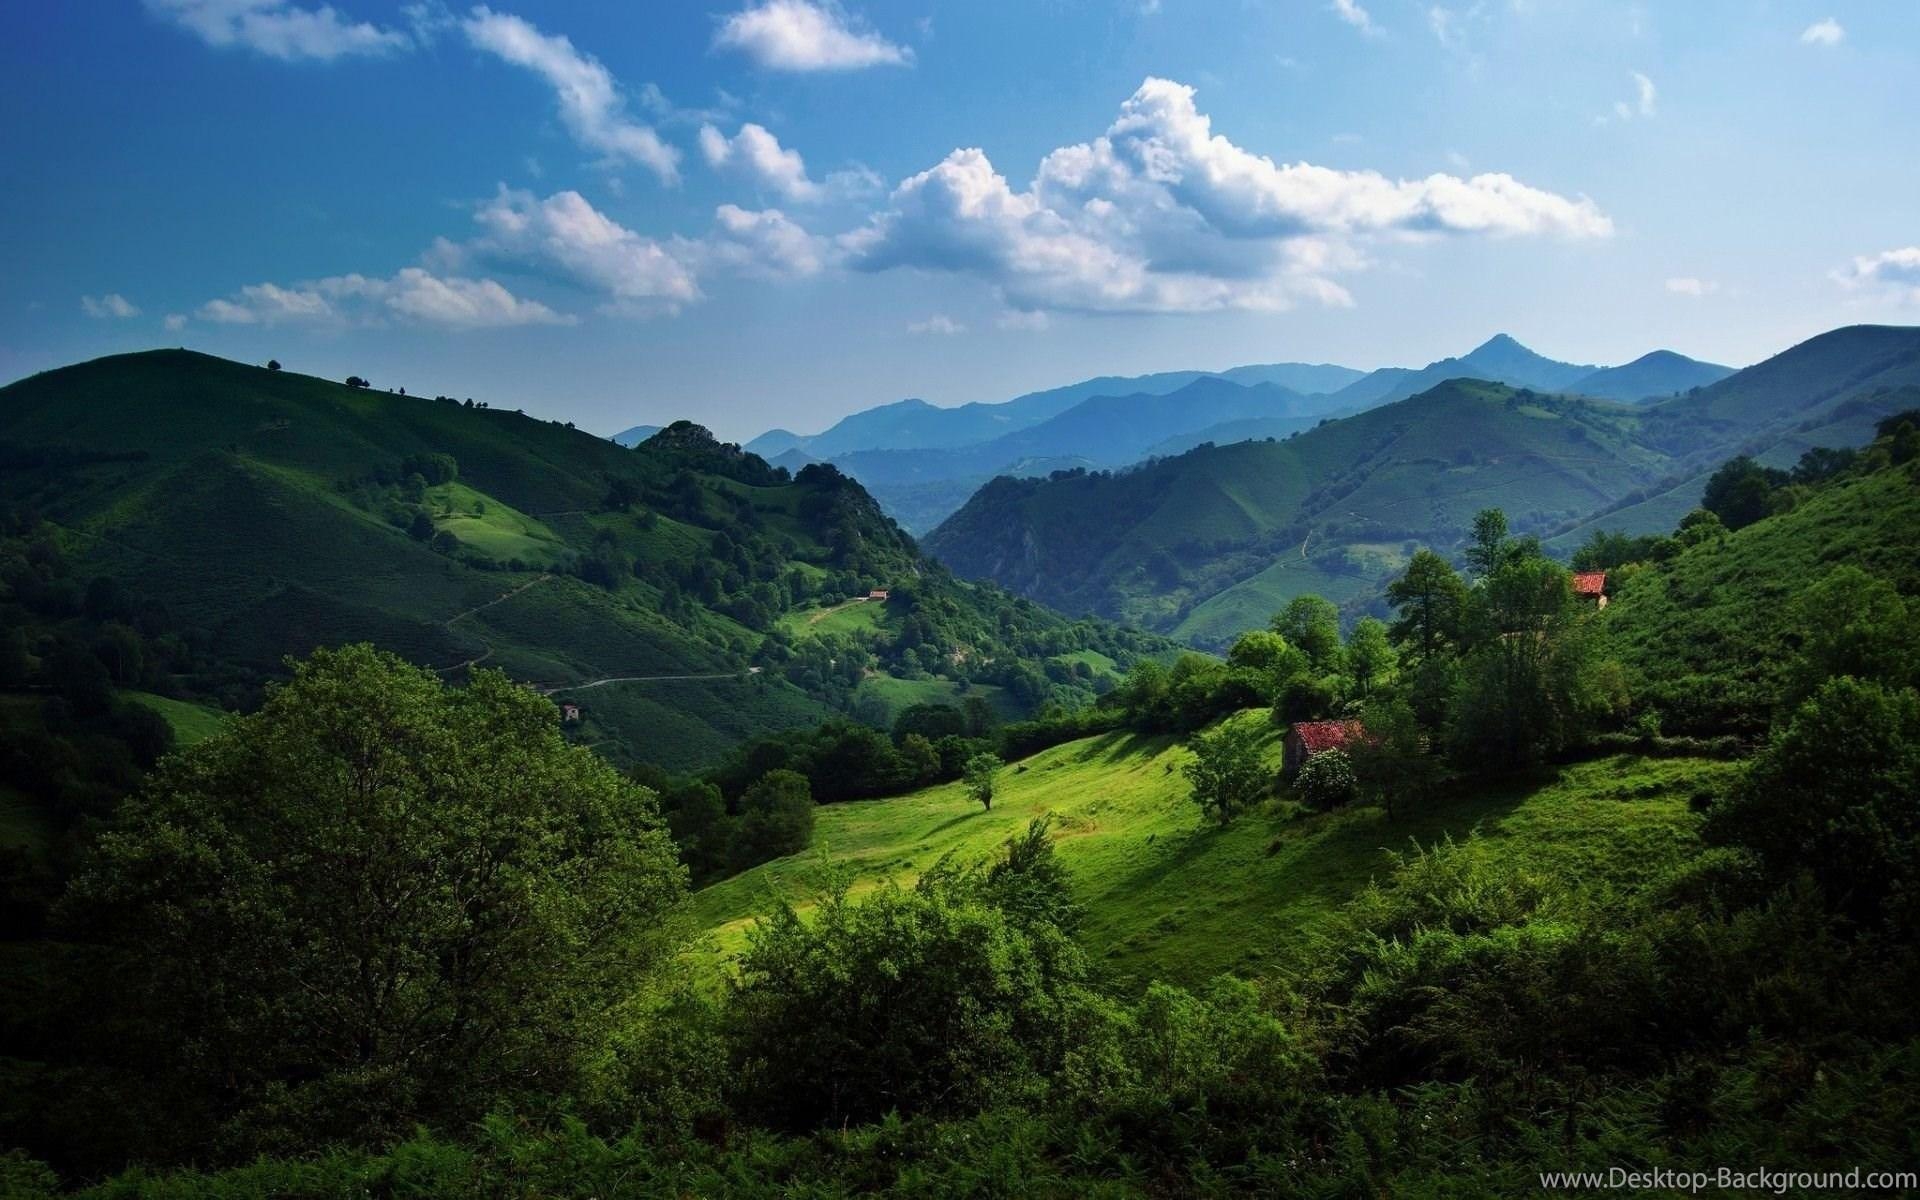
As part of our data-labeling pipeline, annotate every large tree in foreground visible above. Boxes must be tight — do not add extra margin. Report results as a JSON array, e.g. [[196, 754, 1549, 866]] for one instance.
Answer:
[[63, 644, 688, 1155]]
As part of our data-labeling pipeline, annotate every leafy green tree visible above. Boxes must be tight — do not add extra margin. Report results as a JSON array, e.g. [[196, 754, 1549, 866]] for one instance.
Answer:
[[726, 837, 1086, 1131], [1348, 697, 1439, 820], [1701, 456, 1788, 531], [1295, 747, 1357, 811], [1346, 617, 1398, 696], [1465, 508, 1510, 578], [1675, 507, 1725, 546], [733, 769, 815, 869], [61, 645, 688, 1155], [1227, 629, 1308, 690], [1272, 594, 1343, 673], [1386, 550, 1467, 662], [1785, 566, 1920, 706], [963, 752, 1002, 811], [1183, 720, 1268, 826], [1705, 677, 1920, 931]]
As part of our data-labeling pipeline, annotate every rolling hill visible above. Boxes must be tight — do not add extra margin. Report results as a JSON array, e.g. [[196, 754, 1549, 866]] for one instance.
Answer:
[[926, 325, 1920, 645], [925, 378, 1669, 638], [0, 350, 1168, 770], [1565, 350, 1734, 402]]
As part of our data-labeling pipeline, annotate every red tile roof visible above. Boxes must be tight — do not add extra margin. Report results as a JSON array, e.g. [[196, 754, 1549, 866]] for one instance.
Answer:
[[1572, 571, 1607, 596], [1292, 719, 1363, 754]]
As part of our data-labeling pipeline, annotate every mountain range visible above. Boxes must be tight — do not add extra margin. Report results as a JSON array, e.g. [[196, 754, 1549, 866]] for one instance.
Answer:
[[722, 336, 1736, 534], [923, 325, 1918, 645]]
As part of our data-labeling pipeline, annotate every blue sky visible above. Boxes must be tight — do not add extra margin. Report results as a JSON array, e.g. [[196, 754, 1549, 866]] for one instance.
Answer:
[[3, 1, 1917, 441]]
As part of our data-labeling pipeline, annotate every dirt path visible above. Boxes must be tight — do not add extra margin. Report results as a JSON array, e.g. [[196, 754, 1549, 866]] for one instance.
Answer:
[[446, 573, 551, 627], [805, 596, 871, 626], [538, 667, 762, 695]]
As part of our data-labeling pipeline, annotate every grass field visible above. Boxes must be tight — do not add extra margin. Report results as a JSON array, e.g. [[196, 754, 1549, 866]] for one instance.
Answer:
[[123, 691, 232, 746], [1173, 553, 1387, 645], [776, 597, 890, 640], [851, 675, 1016, 723], [689, 714, 1735, 989], [428, 483, 569, 566]]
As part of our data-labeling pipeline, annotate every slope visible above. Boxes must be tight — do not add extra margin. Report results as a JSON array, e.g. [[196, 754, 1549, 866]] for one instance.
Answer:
[[1565, 350, 1734, 402], [0, 350, 1163, 770], [926, 379, 1667, 636], [689, 716, 1733, 988], [1325, 333, 1595, 410]]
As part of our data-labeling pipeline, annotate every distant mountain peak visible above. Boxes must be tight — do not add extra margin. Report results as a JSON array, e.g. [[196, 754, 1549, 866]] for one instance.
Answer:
[[1471, 333, 1527, 354]]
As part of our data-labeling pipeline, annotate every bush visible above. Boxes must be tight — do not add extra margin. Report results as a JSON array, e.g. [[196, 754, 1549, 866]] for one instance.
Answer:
[[1295, 748, 1357, 810]]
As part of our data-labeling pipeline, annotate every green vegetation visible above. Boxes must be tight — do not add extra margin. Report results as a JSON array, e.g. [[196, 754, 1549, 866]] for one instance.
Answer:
[[120, 691, 228, 746], [928, 328, 1920, 647], [0, 351, 1171, 772]]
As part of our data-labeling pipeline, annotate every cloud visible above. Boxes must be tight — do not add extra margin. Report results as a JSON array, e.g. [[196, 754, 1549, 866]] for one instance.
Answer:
[[81, 293, 141, 319], [145, 0, 410, 60], [1329, 0, 1380, 36], [699, 122, 822, 202], [714, 0, 912, 71], [164, 313, 189, 332], [1664, 277, 1719, 297], [196, 269, 568, 328], [1599, 70, 1657, 123], [703, 204, 830, 279], [462, 8, 679, 183], [1427, 5, 1459, 47], [907, 314, 964, 335], [842, 78, 1610, 315], [461, 186, 701, 313], [1800, 17, 1844, 46], [1832, 247, 1920, 304], [996, 309, 1050, 331]]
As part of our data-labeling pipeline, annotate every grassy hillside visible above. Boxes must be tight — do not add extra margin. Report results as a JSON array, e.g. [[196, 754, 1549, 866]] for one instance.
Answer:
[[927, 379, 1666, 638], [1602, 456, 1920, 733], [0, 350, 1165, 770], [690, 713, 1733, 989]]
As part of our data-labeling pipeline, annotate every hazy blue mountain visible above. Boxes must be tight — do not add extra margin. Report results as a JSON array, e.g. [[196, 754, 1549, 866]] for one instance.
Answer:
[[610, 424, 661, 447], [1326, 334, 1595, 410], [1565, 351, 1735, 402], [743, 428, 805, 457], [1214, 362, 1367, 393]]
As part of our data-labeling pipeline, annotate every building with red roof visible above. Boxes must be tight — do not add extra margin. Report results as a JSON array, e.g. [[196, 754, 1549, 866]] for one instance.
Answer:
[[1572, 571, 1608, 607], [1284, 719, 1365, 775]]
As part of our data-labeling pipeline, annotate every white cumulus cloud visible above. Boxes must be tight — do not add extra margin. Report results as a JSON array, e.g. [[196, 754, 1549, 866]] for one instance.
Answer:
[[145, 0, 410, 60], [462, 8, 679, 184], [1832, 247, 1920, 304], [699, 123, 822, 202], [1800, 17, 1845, 46], [197, 269, 567, 329], [460, 186, 701, 314], [714, 0, 912, 71], [842, 77, 1610, 315], [82, 294, 141, 319], [702, 204, 830, 279]]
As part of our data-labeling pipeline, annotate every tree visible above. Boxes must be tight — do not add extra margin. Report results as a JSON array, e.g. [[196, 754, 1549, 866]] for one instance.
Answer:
[[733, 769, 816, 869], [1348, 697, 1438, 820], [61, 645, 688, 1154], [1701, 456, 1787, 531], [1386, 550, 1467, 662], [1465, 508, 1510, 578], [1346, 617, 1398, 696], [345, 375, 369, 389], [1295, 748, 1357, 811], [266, 359, 281, 371], [963, 752, 1001, 811], [1704, 677, 1920, 931], [1272, 594, 1343, 673], [1784, 566, 1920, 706], [1183, 719, 1268, 826]]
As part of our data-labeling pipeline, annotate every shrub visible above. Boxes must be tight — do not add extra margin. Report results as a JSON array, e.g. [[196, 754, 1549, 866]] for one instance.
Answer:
[[1296, 748, 1357, 810]]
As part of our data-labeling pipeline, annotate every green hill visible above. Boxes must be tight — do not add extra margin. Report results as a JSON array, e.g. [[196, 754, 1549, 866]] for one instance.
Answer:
[[1600, 454, 1920, 734], [690, 712, 1735, 989], [0, 350, 1165, 771], [925, 379, 1667, 639]]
